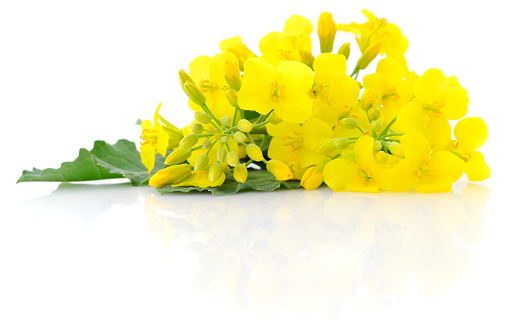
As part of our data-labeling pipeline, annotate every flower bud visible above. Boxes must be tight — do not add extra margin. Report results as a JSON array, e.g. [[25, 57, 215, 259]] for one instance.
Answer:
[[246, 144, 264, 161], [149, 164, 192, 188], [220, 116, 231, 127], [179, 133, 199, 148], [220, 136, 228, 144], [301, 166, 324, 190], [202, 139, 212, 149], [190, 123, 204, 134], [338, 42, 350, 60], [269, 111, 282, 125], [194, 111, 212, 124], [238, 144, 247, 158], [237, 119, 253, 133], [300, 50, 314, 69], [266, 159, 292, 181], [225, 89, 238, 108], [375, 151, 388, 163], [367, 105, 381, 121], [226, 151, 239, 167], [361, 89, 377, 111], [316, 138, 337, 154], [371, 120, 383, 134], [217, 147, 227, 162], [223, 164, 231, 176], [234, 131, 247, 143], [335, 138, 350, 149], [164, 147, 192, 166], [183, 81, 206, 106], [389, 142, 405, 157], [209, 161, 224, 182], [341, 118, 359, 129], [341, 150, 355, 161], [373, 140, 383, 152], [222, 61, 242, 90], [234, 163, 248, 183], [356, 42, 382, 71], [194, 153, 209, 172], [178, 69, 195, 90], [318, 11, 337, 53]]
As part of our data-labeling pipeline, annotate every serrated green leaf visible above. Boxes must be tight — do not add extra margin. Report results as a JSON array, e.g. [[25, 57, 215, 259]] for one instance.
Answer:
[[158, 169, 302, 195], [17, 139, 165, 186]]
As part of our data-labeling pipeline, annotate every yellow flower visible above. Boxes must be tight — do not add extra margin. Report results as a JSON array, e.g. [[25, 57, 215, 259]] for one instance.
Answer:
[[260, 15, 314, 67], [337, 9, 408, 60], [323, 135, 387, 192], [380, 133, 464, 192], [266, 159, 293, 180], [140, 102, 170, 173], [238, 58, 314, 123], [219, 35, 257, 71], [188, 52, 240, 119], [266, 119, 333, 171], [300, 166, 324, 190], [317, 12, 337, 53]]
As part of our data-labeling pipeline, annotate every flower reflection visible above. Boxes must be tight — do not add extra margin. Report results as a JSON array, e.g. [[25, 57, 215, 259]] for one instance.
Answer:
[[143, 184, 490, 319]]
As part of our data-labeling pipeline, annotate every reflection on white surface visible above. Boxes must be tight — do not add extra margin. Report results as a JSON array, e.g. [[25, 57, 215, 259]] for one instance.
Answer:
[[143, 183, 490, 319]]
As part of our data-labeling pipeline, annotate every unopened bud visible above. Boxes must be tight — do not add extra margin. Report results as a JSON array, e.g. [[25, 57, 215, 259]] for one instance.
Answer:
[[202, 139, 212, 149], [220, 116, 231, 127], [178, 69, 195, 90], [194, 111, 212, 124], [209, 161, 224, 182], [222, 61, 242, 90], [300, 50, 314, 69], [191, 123, 204, 134], [338, 42, 350, 60], [266, 159, 293, 181], [389, 142, 404, 157], [225, 89, 238, 107], [373, 140, 383, 152], [301, 166, 324, 190], [375, 151, 388, 163], [367, 105, 381, 121], [269, 111, 282, 125], [371, 120, 383, 134], [179, 133, 199, 148], [341, 150, 355, 161], [220, 136, 228, 144], [164, 147, 192, 165], [149, 164, 192, 188], [335, 138, 350, 149], [246, 144, 264, 161], [357, 42, 382, 71], [234, 163, 248, 183], [318, 12, 337, 53], [184, 80, 206, 106], [237, 119, 253, 132], [217, 147, 227, 162], [226, 151, 239, 167], [317, 138, 337, 154], [361, 89, 377, 111], [234, 131, 247, 143], [223, 164, 231, 176], [194, 154, 209, 172], [341, 118, 359, 129]]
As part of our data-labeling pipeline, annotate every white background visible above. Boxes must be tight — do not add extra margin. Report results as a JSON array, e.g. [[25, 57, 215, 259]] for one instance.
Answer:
[[1, 0, 513, 335]]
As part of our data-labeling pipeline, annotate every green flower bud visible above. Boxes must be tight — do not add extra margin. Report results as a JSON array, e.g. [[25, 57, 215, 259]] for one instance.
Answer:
[[220, 136, 228, 144], [149, 163, 192, 188], [318, 12, 337, 53], [223, 164, 231, 176], [371, 120, 383, 134], [300, 50, 314, 69], [356, 42, 382, 71], [194, 153, 209, 172], [367, 105, 381, 121], [335, 138, 350, 149], [246, 144, 264, 161], [202, 139, 212, 149], [226, 151, 239, 167], [225, 89, 238, 108], [164, 147, 192, 165], [194, 111, 212, 124], [338, 42, 350, 60], [341, 118, 359, 129], [222, 61, 242, 91], [179, 133, 199, 148], [208, 162, 224, 182], [178, 69, 195, 90], [389, 142, 405, 157], [183, 81, 206, 106], [373, 140, 383, 152], [269, 112, 282, 125], [237, 119, 253, 133], [234, 131, 247, 143], [233, 163, 248, 183], [220, 116, 231, 127], [316, 138, 337, 154], [361, 89, 377, 112], [217, 147, 227, 162], [375, 151, 388, 163], [190, 123, 204, 134], [341, 150, 355, 161]]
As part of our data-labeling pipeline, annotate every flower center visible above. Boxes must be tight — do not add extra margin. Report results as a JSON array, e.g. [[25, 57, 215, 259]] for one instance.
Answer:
[[270, 81, 285, 102], [283, 131, 303, 151], [423, 101, 445, 118]]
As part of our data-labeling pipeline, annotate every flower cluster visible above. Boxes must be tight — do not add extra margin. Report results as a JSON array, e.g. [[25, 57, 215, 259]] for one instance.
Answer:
[[140, 10, 490, 193]]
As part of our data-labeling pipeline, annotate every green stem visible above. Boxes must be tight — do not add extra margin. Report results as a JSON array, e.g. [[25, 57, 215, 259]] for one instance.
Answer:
[[232, 107, 238, 127], [244, 159, 254, 167], [379, 116, 397, 137], [375, 133, 404, 141], [357, 125, 365, 134], [246, 132, 256, 144], [191, 145, 203, 151], [259, 135, 268, 148], [206, 139, 218, 154], [201, 104, 223, 129]]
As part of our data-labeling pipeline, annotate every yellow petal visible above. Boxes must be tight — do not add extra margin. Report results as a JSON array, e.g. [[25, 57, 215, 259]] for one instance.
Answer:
[[396, 101, 429, 133], [310, 99, 339, 127], [238, 58, 275, 115], [299, 147, 325, 168], [140, 144, 156, 174], [189, 55, 210, 85], [414, 68, 449, 104], [283, 14, 314, 37], [454, 117, 488, 152], [416, 151, 464, 192], [274, 92, 312, 123], [401, 132, 431, 168], [438, 87, 469, 120], [276, 60, 314, 93], [328, 75, 360, 111], [301, 119, 333, 150], [423, 117, 452, 151], [380, 160, 416, 191], [313, 53, 347, 85], [209, 52, 239, 86], [465, 151, 491, 181], [323, 159, 358, 192], [354, 135, 375, 169]]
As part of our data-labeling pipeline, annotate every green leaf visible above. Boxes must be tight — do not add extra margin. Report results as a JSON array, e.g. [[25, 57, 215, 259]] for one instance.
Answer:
[[158, 169, 302, 195], [17, 139, 164, 186]]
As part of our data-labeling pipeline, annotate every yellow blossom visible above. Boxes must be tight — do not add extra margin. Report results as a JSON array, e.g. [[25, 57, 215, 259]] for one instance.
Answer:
[[140, 102, 170, 173], [219, 35, 257, 71]]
